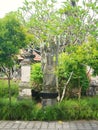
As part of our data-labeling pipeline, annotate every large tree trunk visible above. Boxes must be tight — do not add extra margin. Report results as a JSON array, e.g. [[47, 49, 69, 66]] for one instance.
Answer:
[[40, 44, 58, 106]]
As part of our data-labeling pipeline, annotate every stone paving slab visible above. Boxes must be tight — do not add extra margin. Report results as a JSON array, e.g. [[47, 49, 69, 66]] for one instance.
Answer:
[[0, 120, 98, 130]]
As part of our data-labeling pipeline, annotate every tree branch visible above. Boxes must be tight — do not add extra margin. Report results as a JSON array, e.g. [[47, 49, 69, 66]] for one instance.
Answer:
[[60, 71, 73, 102]]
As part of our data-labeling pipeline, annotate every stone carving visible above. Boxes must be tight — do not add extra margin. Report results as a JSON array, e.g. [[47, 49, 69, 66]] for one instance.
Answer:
[[41, 45, 56, 92]]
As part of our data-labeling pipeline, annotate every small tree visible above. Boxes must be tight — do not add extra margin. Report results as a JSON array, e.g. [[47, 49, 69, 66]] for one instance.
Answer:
[[19, 0, 98, 104], [0, 12, 31, 106]]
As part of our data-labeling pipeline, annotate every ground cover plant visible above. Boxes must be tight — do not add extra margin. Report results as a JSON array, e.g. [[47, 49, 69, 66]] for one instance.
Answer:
[[0, 94, 98, 120]]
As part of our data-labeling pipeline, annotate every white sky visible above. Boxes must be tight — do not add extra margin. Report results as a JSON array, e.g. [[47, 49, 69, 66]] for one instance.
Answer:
[[0, 0, 65, 18], [0, 0, 24, 18]]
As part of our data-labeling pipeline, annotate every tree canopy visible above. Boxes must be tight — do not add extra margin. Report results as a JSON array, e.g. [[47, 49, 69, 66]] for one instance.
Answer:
[[18, 0, 98, 47], [0, 12, 31, 68]]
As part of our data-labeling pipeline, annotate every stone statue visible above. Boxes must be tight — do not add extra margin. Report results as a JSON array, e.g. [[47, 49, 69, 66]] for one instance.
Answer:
[[41, 45, 56, 92]]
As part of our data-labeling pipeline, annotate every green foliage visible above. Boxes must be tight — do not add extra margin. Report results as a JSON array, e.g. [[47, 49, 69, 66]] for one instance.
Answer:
[[86, 38, 98, 75], [0, 80, 18, 97], [58, 52, 89, 95], [35, 106, 59, 121], [0, 96, 98, 120], [20, 0, 98, 46], [58, 38, 98, 96], [0, 12, 30, 68], [0, 98, 36, 120], [31, 63, 43, 91], [19, 0, 62, 45]]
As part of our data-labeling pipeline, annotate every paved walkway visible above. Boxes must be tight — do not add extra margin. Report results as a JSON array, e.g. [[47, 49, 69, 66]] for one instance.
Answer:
[[0, 120, 98, 130]]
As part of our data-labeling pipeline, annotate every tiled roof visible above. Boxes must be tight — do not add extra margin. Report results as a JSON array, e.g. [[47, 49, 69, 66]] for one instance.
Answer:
[[33, 51, 41, 61]]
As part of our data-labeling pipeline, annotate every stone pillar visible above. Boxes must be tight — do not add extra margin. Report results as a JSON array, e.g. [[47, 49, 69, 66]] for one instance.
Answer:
[[18, 58, 32, 100]]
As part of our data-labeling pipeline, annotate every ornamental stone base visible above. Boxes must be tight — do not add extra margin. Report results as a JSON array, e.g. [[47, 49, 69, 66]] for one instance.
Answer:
[[18, 82, 32, 100], [40, 92, 58, 106]]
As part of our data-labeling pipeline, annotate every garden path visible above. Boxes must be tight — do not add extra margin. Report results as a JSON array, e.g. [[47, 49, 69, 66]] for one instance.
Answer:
[[0, 120, 98, 130]]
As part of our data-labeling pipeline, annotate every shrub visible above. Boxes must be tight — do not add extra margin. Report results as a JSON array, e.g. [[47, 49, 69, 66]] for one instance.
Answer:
[[58, 52, 89, 97], [31, 96, 98, 121], [0, 97, 98, 120], [31, 63, 43, 91], [0, 98, 36, 120]]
